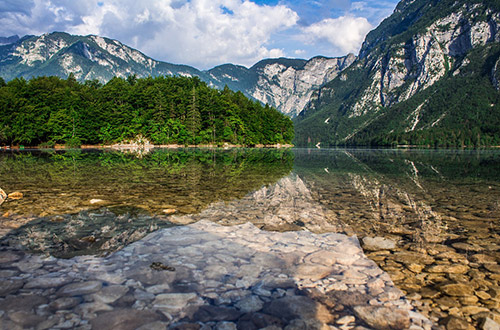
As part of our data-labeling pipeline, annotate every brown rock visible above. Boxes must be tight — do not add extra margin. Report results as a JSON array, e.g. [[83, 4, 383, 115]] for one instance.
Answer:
[[440, 283, 475, 297], [443, 316, 475, 330], [485, 264, 500, 274], [407, 263, 425, 273], [470, 254, 498, 264], [452, 242, 483, 252], [428, 264, 469, 274], [461, 306, 490, 315], [353, 305, 409, 330], [392, 251, 435, 265], [7, 191, 23, 200]]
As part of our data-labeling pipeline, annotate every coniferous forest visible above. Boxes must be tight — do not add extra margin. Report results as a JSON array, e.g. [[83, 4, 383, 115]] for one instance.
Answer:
[[0, 75, 294, 147]]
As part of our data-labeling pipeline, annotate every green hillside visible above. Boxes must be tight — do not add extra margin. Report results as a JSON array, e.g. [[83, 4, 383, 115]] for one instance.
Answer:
[[0, 75, 294, 147]]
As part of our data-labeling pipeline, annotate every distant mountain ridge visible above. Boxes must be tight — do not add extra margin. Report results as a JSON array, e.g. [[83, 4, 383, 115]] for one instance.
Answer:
[[0, 32, 354, 117]]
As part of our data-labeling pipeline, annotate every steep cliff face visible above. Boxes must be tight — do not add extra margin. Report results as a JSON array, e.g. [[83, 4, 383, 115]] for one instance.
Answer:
[[208, 55, 356, 117], [350, 2, 500, 117], [295, 0, 500, 146], [249, 55, 355, 117]]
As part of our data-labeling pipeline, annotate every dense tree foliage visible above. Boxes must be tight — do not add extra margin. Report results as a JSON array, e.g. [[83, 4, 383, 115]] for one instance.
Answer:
[[0, 75, 294, 147]]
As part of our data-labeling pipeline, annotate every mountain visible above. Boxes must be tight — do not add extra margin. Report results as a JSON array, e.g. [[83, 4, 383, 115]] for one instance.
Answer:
[[0, 32, 209, 83], [294, 0, 500, 147], [0, 32, 354, 117], [208, 55, 356, 117], [0, 35, 19, 45]]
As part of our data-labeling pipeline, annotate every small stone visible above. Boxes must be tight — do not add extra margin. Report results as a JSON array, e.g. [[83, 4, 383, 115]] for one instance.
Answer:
[[393, 251, 435, 265], [193, 305, 242, 322], [452, 243, 483, 252], [235, 295, 264, 313], [162, 209, 177, 215], [481, 317, 500, 330], [0, 295, 48, 312], [49, 297, 82, 311], [485, 264, 500, 274], [153, 293, 198, 313], [8, 191, 23, 200], [407, 263, 425, 273], [91, 285, 129, 304], [303, 250, 338, 266], [89, 309, 162, 330], [89, 199, 105, 204], [24, 276, 72, 289], [215, 321, 237, 330], [443, 316, 475, 330], [427, 264, 468, 274], [0, 251, 22, 263], [7, 310, 45, 328], [476, 291, 492, 300], [440, 283, 475, 297], [336, 315, 356, 325], [57, 281, 102, 296], [263, 295, 333, 324], [135, 321, 167, 330], [0, 279, 24, 296], [0, 188, 6, 205], [470, 254, 497, 264], [362, 237, 396, 251], [461, 306, 490, 315], [353, 306, 410, 330], [293, 264, 332, 281], [146, 284, 171, 294]]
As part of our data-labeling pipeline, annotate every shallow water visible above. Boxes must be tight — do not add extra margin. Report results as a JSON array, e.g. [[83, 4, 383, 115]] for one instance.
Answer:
[[0, 148, 499, 329]]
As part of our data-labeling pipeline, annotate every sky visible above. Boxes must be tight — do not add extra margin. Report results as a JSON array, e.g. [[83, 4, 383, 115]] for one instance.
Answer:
[[0, 0, 400, 69]]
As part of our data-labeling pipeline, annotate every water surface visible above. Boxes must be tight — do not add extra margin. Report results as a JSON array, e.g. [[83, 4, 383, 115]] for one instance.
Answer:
[[1, 148, 499, 329]]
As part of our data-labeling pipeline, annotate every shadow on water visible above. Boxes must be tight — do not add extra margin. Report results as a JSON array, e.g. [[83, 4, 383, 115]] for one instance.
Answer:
[[0, 148, 293, 257], [0, 172, 429, 329]]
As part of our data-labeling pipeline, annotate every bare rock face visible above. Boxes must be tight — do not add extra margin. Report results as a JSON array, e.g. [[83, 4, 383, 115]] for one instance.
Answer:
[[249, 55, 356, 117], [348, 6, 500, 121]]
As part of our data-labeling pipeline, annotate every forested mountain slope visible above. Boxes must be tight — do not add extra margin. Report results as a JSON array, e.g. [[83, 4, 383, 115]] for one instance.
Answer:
[[295, 0, 500, 147], [0, 32, 354, 117]]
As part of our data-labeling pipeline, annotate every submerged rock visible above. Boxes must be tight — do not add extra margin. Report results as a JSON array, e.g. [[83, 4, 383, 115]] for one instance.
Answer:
[[362, 236, 396, 251], [89, 309, 163, 330], [353, 305, 410, 330], [7, 191, 23, 200], [0, 188, 6, 205]]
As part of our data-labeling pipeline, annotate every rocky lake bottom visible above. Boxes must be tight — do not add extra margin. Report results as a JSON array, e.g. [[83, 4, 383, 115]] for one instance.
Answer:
[[0, 148, 499, 329]]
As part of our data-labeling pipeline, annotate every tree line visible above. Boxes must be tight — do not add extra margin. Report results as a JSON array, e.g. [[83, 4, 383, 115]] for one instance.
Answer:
[[0, 74, 294, 147]]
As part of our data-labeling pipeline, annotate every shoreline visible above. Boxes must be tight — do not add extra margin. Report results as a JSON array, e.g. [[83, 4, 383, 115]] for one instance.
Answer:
[[1, 143, 295, 150]]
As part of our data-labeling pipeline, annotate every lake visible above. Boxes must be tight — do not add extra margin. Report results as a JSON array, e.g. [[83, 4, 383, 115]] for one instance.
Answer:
[[0, 148, 499, 329]]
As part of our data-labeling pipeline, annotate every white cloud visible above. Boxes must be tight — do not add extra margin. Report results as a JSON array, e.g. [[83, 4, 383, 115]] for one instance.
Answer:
[[301, 16, 373, 54], [68, 0, 299, 68]]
